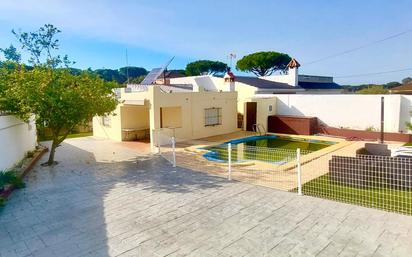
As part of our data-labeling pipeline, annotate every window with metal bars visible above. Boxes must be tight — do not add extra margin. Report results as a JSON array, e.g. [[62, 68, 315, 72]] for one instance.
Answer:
[[204, 107, 222, 126]]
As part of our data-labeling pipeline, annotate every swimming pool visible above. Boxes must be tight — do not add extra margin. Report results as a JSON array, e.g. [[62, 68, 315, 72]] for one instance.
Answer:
[[202, 135, 336, 164]]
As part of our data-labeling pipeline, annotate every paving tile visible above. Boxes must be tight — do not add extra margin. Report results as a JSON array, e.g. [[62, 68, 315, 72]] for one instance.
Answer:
[[1, 138, 412, 257]]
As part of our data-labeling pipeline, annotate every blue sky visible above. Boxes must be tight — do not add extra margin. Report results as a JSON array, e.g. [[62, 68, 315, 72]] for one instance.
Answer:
[[0, 0, 411, 85]]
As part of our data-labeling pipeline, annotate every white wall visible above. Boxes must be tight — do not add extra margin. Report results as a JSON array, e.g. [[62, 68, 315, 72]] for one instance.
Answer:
[[0, 115, 37, 171], [400, 95, 412, 132], [273, 94, 403, 132], [263, 70, 300, 87]]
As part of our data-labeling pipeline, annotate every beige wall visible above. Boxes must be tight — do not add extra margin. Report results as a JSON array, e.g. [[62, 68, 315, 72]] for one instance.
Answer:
[[161, 106, 182, 128], [93, 105, 122, 141], [121, 105, 150, 129], [150, 86, 238, 147], [255, 97, 277, 132], [239, 96, 277, 132]]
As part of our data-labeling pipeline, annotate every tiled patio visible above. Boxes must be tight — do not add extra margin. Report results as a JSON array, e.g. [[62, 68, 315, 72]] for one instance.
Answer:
[[1, 137, 412, 257]]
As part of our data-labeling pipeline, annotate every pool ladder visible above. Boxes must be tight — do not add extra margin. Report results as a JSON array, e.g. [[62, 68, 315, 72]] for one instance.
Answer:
[[253, 123, 266, 136]]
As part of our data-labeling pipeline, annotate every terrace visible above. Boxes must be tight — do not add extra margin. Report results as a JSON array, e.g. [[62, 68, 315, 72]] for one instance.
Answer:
[[1, 137, 412, 256]]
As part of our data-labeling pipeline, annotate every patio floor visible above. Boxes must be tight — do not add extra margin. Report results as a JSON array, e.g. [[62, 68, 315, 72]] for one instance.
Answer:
[[1, 137, 412, 257]]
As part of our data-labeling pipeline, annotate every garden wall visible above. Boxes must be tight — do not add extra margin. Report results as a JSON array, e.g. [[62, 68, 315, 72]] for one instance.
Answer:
[[0, 115, 37, 171], [273, 94, 408, 133]]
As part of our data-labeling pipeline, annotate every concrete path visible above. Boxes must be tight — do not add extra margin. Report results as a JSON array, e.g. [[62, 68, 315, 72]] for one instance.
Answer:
[[1, 137, 412, 257]]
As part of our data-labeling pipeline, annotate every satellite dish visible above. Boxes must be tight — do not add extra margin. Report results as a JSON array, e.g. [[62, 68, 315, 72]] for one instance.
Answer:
[[140, 57, 175, 85]]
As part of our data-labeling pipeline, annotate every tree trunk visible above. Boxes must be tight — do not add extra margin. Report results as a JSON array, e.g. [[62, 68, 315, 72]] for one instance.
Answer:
[[46, 140, 58, 166]]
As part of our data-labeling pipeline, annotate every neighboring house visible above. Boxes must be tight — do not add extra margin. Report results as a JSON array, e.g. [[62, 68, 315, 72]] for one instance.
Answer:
[[93, 84, 238, 150], [262, 59, 343, 94], [390, 84, 412, 94]]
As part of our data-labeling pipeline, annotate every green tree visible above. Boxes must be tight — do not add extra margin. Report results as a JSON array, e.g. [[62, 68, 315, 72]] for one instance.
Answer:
[[1, 24, 118, 165], [119, 66, 148, 80], [356, 85, 389, 94], [236, 51, 291, 76], [0, 44, 21, 62], [185, 60, 228, 76], [385, 81, 401, 89], [94, 69, 125, 83]]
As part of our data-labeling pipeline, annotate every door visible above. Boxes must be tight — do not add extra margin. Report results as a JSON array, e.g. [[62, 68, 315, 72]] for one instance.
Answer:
[[246, 102, 257, 131]]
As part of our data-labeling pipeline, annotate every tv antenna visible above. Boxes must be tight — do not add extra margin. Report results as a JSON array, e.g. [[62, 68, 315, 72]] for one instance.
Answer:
[[227, 53, 236, 69]]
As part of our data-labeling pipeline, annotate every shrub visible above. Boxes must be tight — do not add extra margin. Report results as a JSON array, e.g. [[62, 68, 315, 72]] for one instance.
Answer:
[[26, 150, 35, 158], [365, 126, 377, 132], [0, 170, 25, 191]]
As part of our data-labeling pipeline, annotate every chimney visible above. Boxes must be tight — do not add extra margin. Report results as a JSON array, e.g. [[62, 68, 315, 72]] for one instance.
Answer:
[[287, 58, 300, 87], [224, 68, 235, 92]]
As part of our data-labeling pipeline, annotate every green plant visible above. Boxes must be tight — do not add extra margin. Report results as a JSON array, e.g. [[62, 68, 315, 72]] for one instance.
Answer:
[[365, 126, 377, 132], [26, 150, 35, 158], [406, 121, 412, 132], [0, 170, 25, 191], [0, 197, 5, 207], [356, 85, 389, 94]]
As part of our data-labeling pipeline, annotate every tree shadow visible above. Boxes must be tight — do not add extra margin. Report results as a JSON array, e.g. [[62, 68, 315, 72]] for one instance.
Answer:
[[0, 137, 229, 256]]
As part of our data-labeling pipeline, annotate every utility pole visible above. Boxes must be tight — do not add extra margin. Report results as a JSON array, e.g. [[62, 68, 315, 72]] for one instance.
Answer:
[[380, 96, 384, 143], [125, 49, 129, 84]]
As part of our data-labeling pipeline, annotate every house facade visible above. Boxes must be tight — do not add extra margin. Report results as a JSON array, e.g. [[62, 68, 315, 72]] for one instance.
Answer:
[[93, 85, 238, 150]]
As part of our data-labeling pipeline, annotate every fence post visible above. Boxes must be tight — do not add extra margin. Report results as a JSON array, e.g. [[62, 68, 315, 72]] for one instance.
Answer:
[[172, 136, 176, 168], [297, 148, 302, 196], [228, 143, 232, 180]]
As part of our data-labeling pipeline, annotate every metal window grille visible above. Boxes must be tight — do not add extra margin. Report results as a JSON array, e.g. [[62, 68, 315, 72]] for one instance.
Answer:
[[204, 108, 222, 126]]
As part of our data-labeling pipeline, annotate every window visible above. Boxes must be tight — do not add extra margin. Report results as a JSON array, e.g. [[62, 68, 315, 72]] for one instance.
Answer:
[[160, 107, 182, 128], [204, 108, 222, 126], [102, 115, 111, 127]]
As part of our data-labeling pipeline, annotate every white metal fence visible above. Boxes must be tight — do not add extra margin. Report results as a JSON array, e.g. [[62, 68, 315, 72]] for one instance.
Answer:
[[161, 140, 412, 215], [300, 153, 412, 215], [154, 129, 176, 167]]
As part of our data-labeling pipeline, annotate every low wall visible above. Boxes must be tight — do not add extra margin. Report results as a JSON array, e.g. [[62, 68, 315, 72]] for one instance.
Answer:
[[0, 115, 37, 170], [321, 127, 412, 142]]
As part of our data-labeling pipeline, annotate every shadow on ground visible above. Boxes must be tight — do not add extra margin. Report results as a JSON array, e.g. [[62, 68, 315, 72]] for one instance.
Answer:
[[0, 138, 229, 257]]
